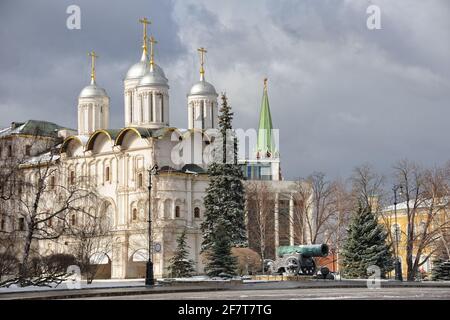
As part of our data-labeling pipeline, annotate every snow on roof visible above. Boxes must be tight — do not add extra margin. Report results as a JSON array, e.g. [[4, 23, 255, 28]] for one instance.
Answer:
[[383, 198, 446, 212], [21, 150, 60, 166]]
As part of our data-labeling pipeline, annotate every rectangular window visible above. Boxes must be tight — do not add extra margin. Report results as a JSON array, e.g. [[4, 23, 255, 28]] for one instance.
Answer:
[[70, 171, 75, 185], [0, 218, 5, 231], [18, 218, 25, 231], [160, 94, 164, 122], [25, 145, 31, 156], [8, 145, 12, 157], [50, 176, 55, 189], [138, 173, 143, 188], [150, 93, 153, 122]]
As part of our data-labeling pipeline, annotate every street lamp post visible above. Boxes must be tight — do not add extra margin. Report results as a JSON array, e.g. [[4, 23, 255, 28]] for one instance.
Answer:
[[393, 184, 403, 281], [145, 164, 159, 286]]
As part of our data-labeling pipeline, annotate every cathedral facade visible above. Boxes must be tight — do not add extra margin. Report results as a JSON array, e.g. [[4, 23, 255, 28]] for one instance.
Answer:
[[0, 19, 304, 279]]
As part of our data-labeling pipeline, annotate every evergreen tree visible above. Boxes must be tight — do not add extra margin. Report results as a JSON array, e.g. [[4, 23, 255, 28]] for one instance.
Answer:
[[167, 228, 195, 278], [201, 93, 247, 254], [431, 258, 450, 281], [204, 225, 237, 277], [201, 93, 247, 276], [342, 202, 394, 278]]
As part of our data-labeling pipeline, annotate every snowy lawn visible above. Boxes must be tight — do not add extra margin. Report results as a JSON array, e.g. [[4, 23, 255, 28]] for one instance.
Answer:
[[0, 276, 269, 293]]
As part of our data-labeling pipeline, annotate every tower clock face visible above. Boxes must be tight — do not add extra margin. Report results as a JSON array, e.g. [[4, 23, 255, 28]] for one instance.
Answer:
[[154, 242, 162, 253]]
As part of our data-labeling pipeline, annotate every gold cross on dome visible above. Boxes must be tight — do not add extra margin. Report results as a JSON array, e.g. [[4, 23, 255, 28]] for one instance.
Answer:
[[197, 47, 207, 76], [139, 17, 151, 53], [149, 36, 158, 66], [88, 50, 98, 82]]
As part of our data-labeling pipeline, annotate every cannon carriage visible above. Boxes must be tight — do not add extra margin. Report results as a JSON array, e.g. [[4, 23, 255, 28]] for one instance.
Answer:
[[264, 244, 329, 276]]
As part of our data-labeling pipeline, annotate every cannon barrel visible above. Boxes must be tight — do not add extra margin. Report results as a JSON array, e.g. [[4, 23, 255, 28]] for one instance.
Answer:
[[276, 244, 329, 258]]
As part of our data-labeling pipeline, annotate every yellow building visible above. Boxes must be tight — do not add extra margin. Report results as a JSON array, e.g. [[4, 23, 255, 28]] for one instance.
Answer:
[[382, 201, 448, 278]]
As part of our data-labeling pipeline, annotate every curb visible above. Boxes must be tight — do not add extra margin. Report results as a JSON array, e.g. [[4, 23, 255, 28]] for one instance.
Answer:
[[0, 286, 228, 300], [1, 281, 449, 300]]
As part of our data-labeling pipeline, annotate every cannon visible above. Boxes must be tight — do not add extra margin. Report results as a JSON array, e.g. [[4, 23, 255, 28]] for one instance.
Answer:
[[264, 244, 329, 276]]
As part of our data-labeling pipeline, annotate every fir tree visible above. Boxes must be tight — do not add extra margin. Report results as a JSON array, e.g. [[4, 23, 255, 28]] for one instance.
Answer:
[[167, 228, 195, 278], [431, 258, 450, 281], [341, 202, 394, 278], [201, 93, 247, 276], [201, 93, 247, 253], [204, 224, 237, 277]]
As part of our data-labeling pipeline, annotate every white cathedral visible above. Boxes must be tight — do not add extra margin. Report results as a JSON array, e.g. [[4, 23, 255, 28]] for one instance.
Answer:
[[0, 19, 299, 279]]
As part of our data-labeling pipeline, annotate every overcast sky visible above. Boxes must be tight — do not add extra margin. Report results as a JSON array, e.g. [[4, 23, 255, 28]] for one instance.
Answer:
[[0, 0, 449, 180]]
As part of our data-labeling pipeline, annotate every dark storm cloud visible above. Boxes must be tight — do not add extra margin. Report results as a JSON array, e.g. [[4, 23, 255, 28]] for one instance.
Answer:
[[0, 0, 449, 180], [0, 0, 184, 130]]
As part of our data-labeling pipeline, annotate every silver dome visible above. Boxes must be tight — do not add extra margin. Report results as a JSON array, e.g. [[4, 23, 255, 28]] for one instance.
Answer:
[[189, 79, 217, 96], [126, 59, 166, 80], [139, 65, 169, 87], [79, 83, 108, 98]]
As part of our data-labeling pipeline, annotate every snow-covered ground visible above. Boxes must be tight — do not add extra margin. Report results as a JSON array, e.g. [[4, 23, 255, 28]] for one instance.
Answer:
[[0, 276, 269, 293], [0, 278, 147, 293]]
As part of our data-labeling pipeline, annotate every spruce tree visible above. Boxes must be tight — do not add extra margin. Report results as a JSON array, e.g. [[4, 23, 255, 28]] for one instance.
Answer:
[[201, 93, 247, 253], [204, 224, 237, 277], [431, 258, 450, 281], [201, 93, 247, 277], [167, 228, 195, 278], [342, 202, 394, 278]]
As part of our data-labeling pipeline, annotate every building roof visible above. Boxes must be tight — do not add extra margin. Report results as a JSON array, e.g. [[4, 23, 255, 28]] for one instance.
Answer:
[[0, 120, 72, 139], [383, 199, 446, 212], [257, 80, 276, 157], [181, 164, 206, 174]]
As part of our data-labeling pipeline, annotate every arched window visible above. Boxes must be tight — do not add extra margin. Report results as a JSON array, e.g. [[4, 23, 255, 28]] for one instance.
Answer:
[[69, 170, 75, 185], [194, 207, 200, 219], [175, 206, 180, 218], [105, 166, 110, 182], [132, 208, 138, 221], [49, 176, 55, 189], [18, 218, 25, 231], [138, 173, 143, 188], [71, 214, 77, 226]]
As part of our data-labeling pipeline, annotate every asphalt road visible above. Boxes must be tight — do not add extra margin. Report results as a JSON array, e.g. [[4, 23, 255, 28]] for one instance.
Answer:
[[75, 287, 450, 300]]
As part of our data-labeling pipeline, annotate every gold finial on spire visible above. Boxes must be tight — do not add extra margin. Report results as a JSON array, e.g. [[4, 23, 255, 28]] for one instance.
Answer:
[[149, 36, 158, 67], [264, 77, 268, 91], [88, 51, 98, 84], [139, 17, 151, 56], [197, 47, 207, 79]]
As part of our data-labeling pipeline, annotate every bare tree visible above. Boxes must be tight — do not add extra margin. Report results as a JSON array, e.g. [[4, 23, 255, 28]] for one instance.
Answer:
[[0, 131, 99, 286], [351, 164, 385, 210], [324, 179, 353, 271], [392, 160, 450, 280], [295, 172, 337, 244], [68, 204, 113, 284], [0, 231, 19, 286], [291, 180, 310, 245], [245, 182, 275, 271]]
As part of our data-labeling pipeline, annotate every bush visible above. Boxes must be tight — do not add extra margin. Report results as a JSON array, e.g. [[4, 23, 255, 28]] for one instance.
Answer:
[[231, 248, 262, 275]]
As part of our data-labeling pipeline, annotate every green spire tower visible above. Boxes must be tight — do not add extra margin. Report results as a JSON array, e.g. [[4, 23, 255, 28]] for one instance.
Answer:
[[257, 78, 276, 158]]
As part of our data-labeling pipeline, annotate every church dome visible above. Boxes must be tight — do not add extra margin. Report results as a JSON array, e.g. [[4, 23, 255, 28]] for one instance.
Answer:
[[79, 83, 108, 98], [138, 64, 168, 87], [189, 79, 217, 96], [126, 59, 166, 81], [125, 60, 147, 80]]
